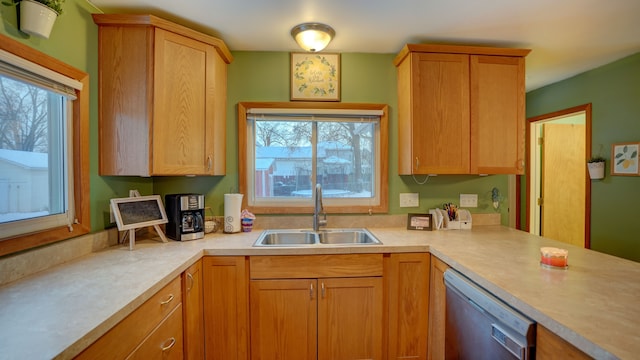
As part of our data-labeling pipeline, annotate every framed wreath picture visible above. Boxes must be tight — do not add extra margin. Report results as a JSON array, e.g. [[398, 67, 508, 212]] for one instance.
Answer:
[[290, 52, 340, 101], [611, 142, 639, 176]]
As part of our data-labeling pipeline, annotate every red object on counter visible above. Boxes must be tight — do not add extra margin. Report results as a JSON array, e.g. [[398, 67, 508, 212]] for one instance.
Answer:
[[540, 247, 568, 268]]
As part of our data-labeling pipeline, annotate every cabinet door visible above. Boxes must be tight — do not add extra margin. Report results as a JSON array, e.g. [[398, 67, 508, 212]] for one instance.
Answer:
[[470, 55, 526, 174], [250, 279, 317, 360], [183, 260, 204, 360], [427, 256, 449, 360], [318, 277, 384, 360], [153, 28, 215, 175], [536, 325, 591, 360], [409, 53, 470, 174], [387, 253, 430, 360], [203, 256, 249, 360]]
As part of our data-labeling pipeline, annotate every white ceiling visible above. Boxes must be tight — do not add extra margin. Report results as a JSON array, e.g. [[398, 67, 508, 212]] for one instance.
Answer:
[[87, 0, 640, 91]]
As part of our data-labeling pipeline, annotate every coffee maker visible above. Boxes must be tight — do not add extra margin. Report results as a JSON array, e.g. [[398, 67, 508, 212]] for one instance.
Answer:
[[165, 194, 205, 241]]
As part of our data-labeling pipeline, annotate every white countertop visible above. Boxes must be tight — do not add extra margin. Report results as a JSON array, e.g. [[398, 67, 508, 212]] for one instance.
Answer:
[[0, 226, 638, 359]]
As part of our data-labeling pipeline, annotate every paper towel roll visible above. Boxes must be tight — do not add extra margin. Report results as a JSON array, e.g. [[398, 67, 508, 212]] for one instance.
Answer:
[[224, 193, 243, 233]]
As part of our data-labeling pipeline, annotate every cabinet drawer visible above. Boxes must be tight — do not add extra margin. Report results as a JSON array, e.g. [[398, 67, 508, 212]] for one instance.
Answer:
[[76, 276, 182, 359], [250, 254, 384, 279], [127, 303, 184, 360]]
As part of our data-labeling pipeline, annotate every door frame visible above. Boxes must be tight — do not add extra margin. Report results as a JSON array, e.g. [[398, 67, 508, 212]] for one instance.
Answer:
[[524, 103, 592, 248]]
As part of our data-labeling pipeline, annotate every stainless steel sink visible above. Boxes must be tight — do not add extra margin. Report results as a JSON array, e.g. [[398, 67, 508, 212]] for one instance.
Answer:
[[255, 229, 317, 246], [318, 228, 382, 245], [253, 228, 382, 247]]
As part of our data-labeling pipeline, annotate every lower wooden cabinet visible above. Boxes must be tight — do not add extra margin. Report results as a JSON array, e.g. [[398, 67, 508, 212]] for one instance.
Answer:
[[249, 254, 384, 360], [75, 276, 183, 359], [427, 255, 449, 360], [183, 260, 204, 359], [537, 325, 591, 360], [386, 253, 431, 360], [128, 304, 184, 359], [202, 256, 250, 360], [250, 279, 318, 359]]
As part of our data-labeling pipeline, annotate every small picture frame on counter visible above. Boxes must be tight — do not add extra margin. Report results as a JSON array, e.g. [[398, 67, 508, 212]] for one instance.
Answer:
[[407, 213, 433, 231]]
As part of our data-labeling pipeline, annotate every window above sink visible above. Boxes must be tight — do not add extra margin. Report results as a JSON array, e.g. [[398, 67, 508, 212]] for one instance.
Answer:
[[238, 102, 389, 216]]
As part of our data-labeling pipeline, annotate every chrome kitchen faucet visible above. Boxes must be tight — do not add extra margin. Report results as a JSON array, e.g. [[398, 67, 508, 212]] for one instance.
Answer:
[[313, 183, 327, 231]]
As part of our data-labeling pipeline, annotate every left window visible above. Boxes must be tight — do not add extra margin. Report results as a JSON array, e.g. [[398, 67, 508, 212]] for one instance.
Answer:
[[0, 35, 90, 256]]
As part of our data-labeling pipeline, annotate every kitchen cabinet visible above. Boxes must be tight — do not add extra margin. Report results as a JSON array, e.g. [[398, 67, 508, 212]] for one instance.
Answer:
[[75, 276, 183, 359], [537, 325, 591, 360], [427, 255, 449, 360], [386, 253, 430, 360], [182, 260, 204, 359], [394, 44, 530, 175], [249, 254, 384, 360], [202, 256, 250, 360], [92, 14, 232, 176]]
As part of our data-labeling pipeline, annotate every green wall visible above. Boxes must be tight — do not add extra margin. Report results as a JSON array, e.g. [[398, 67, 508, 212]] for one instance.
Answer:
[[2, 1, 509, 238], [526, 52, 640, 262]]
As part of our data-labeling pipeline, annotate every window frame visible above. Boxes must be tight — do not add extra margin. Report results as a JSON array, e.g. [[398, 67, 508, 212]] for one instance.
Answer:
[[238, 101, 388, 215], [0, 34, 90, 257]]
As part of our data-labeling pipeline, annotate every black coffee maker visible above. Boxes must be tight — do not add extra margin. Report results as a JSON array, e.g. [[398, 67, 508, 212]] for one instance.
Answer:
[[165, 194, 205, 241]]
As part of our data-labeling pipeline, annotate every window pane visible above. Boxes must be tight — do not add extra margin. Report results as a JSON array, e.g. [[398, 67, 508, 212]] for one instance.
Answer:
[[318, 121, 374, 199], [0, 75, 67, 225], [252, 118, 376, 202], [255, 120, 312, 199]]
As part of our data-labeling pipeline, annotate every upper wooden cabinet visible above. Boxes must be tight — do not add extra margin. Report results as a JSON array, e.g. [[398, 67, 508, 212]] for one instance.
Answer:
[[92, 14, 232, 176], [394, 44, 530, 175]]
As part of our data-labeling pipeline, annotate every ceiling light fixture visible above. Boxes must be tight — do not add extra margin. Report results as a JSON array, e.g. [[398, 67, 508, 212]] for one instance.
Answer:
[[290, 23, 335, 52]]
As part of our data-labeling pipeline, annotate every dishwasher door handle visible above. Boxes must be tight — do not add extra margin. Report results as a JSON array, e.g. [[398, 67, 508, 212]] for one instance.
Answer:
[[491, 324, 527, 360]]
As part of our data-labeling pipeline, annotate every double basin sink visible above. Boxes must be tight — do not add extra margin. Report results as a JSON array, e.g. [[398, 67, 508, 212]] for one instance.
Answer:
[[253, 228, 382, 247]]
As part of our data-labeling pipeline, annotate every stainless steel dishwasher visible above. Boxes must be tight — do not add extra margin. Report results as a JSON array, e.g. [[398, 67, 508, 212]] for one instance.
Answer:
[[444, 269, 536, 360]]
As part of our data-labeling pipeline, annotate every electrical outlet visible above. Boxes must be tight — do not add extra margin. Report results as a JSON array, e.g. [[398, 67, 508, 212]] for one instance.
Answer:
[[400, 193, 419, 207], [460, 194, 478, 208]]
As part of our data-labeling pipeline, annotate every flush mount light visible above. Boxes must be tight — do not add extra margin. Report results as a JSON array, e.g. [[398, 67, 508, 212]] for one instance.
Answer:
[[290, 22, 335, 52]]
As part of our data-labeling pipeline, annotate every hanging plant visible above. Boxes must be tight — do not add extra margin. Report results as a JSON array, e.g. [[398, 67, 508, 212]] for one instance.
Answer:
[[587, 147, 606, 180], [2, 0, 64, 14], [2, 0, 65, 38]]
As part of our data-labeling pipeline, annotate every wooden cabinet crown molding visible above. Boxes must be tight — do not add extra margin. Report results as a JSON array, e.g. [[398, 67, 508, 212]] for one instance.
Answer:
[[92, 14, 233, 64], [393, 43, 531, 66]]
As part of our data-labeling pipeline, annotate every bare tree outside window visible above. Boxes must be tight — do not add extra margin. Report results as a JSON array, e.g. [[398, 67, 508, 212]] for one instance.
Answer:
[[0, 76, 49, 153]]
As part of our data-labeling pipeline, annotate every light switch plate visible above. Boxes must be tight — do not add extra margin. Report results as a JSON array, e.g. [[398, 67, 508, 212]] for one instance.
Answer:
[[460, 194, 478, 208], [400, 193, 419, 207]]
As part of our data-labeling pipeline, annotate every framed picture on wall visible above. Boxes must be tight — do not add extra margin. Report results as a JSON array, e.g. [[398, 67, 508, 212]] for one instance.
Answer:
[[290, 52, 340, 101], [611, 142, 639, 176]]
